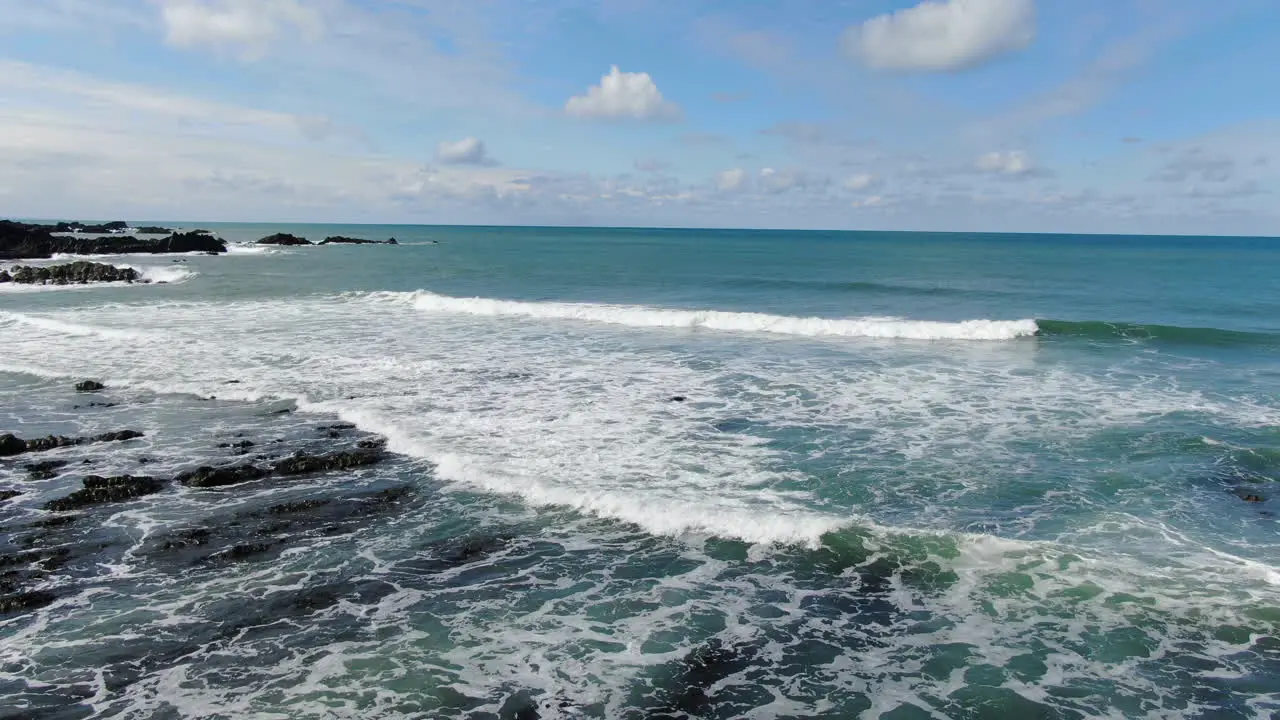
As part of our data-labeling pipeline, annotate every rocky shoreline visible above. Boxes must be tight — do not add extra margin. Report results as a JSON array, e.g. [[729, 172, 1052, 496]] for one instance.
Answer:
[[0, 380, 418, 621], [1, 220, 225, 260], [257, 233, 399, 246]]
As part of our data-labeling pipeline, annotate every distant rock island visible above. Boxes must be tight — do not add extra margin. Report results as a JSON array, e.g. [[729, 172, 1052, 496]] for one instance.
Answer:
[[254, 233, 398, 246], [0, 220, 226, 260]]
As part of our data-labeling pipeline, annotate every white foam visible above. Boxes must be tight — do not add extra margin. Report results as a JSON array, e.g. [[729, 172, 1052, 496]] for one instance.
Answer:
[[225, 244, 286, 255], [395, 290, 1038, 341]]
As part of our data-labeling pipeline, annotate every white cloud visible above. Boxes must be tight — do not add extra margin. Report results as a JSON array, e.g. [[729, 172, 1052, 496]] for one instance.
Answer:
[[157, 0, 323, 58], [715, 168, 747, 191], [976, 150, 1035, 175], [436, 136, 493, 165], [843, 173, 879, 191], [851, 195, 885, 208], [565, 66, 681, 121], [845, 0, 1035, 72]]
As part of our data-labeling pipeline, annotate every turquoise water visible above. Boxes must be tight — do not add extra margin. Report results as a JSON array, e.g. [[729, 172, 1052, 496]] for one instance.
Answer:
[[2, 225, 1279, 718]]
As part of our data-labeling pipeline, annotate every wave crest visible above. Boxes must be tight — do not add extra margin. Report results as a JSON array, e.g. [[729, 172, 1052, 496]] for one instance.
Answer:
[[373, 291, 1039, 341]]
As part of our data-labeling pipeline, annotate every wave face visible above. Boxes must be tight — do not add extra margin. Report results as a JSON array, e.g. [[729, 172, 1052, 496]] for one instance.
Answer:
[[1037, 318, 1280, 348], [391, 290, 1040, 340]]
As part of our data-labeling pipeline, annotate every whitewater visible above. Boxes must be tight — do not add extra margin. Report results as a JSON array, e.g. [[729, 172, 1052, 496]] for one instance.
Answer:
[[2, 225, 1279, 719]]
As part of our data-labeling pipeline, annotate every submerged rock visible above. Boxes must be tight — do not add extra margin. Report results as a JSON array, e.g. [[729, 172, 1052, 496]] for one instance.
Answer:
[[257, 233, 312, 246], [0, 490, 21, 502], [272, 449, 383, 476], [44, 475, 164, 512], [75, 380, 105, 393], [0, 590, 57, 615], [25, 460, 69, 480]]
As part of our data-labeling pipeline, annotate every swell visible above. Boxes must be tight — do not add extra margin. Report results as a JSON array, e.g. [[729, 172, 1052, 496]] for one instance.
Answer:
[[721, 276, 1013, 298], [368, 291, 1039, 341], [1037, 319, 1280, 349]]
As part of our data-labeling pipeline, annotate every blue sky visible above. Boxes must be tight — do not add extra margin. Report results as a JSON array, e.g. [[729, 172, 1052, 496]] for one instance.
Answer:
[[1, 0, 1278, 234]]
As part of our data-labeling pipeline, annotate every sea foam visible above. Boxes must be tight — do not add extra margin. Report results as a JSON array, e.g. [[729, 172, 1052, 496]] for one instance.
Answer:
[[376, 290, 1040, 341]]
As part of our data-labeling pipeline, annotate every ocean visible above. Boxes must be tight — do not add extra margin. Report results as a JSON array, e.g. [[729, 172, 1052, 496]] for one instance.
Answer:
[[2, 224, 1279, 719]]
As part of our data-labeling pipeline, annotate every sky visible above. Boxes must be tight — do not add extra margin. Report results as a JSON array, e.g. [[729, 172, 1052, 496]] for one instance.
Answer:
[[1, 0, 1278, 235]]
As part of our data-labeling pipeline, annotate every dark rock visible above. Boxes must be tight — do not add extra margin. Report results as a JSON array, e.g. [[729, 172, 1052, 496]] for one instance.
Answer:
[[32, 515, 79, 529], [0, 220, 226, 259], [7, 262, 142, 285], [1241, 493, 1266, 503], [44, 476, 164, 512], [257, 233, 312, 246], [177, 464, 267, 489], [135, 226, 171, 235], [51, 220, 128, 234], [356, 438, 386, 450], [160, 528, 212, 551], [93, 430, 144, 443], [0, 590, 57, 615], [0, 434, 25, 456], [272, 449, 383, 476], [25, 460, 69, 480], [206, 543, 273, 564], [76, 380, 105, 393], [224, 380, 242, 384], [268, 499, 332, 515], [317, 424, 356, 431], [319, 236, 398, 246], [669, 396, 687, 403], [0, 270, 10, 283], [0, 490, 21, 502], [1, 430, 142, 457]]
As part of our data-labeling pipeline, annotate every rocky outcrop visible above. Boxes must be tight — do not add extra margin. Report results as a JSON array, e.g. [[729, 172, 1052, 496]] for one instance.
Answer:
[[75, 380, 106, 393], [319, 236, 398, 245], [0, 430, 145, 457], [1, 262, 142, 285], [44, 475, 164, 512], [257, 233, 312, 246], [176, 464, 268, 489], [26, 460, 69, 480], [272, 449, 384, 476], [52, 221, 128, 234], [134, 226, 172, 235], [1, 221, 226, 259]]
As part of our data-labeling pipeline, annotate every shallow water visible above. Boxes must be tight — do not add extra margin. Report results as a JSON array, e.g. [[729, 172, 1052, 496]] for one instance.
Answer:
[[2, 226, 1279, 718]]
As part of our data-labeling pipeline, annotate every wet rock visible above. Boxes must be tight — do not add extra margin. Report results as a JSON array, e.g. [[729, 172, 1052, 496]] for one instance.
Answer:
[[319, 235, 398, 245], [267, 499, 332, 515], [654, 639, 761, 718], [357, 438, 386, 450], [669, 396, 687, 403], [160, 528, 212, 551], [25, 460, 70, 479], [93, 430, 143, 443], [1241, 493, 1266, 503], [257, 233, 312, 246], [44, 476, 164, 512], [31, 515, 79, 529], [0, 430, 143, 457], [0, 220, 226, 259], [0, 490, 21, 502], [272, 449, 383, 477], [135, 226, 172, 235], [75, 380, 105, 393], [205, 542, 274, 564], [176, 464, 267, 489], [7, 262, 142, 286], [317, 424, 356, 432], [0, 590, 57, 615]]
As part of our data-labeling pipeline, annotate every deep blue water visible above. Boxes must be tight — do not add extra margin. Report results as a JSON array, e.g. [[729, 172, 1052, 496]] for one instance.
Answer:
[[1, 224, 1279, 718]]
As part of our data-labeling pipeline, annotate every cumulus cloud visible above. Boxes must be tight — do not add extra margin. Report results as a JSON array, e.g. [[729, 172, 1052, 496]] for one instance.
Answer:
[[845, 0, 1035, 72], [759, 167, 828, 194], [436, 136, 494, 165], [843, 173, 879, 191], [715, 168, 747, 192], [976, 150, 1036, 176], [157, 0, 322, 58], [565, 66, 682, 121]]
